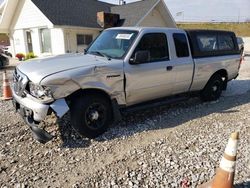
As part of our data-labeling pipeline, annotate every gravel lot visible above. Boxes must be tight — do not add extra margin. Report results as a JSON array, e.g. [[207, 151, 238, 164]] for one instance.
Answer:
[[0, 57, 250, 188]]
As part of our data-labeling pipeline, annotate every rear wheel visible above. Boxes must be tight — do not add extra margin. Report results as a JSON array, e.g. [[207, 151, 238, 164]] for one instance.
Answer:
[[200, 74, 223, 101], [70, 94, 112, 139]]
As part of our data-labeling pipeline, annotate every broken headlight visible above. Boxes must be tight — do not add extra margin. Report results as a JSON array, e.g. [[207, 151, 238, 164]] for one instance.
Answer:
[[29, 82, 53, 102]]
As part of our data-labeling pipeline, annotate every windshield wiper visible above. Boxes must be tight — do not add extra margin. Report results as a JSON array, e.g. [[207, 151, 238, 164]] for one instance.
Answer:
[[89, 51, 111, 61]]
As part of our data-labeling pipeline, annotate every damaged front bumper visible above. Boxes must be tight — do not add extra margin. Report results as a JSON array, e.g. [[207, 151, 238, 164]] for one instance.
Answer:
[[12, 89, 69, 143]]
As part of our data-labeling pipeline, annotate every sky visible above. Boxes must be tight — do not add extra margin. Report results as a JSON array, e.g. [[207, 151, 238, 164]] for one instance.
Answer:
[[100, 0, 250, 22], [1, 0, 249, 22]]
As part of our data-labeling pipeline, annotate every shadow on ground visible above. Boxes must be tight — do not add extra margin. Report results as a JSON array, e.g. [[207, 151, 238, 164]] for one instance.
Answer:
[[56, 79, 250, 148], [235, 181, 250, 188]]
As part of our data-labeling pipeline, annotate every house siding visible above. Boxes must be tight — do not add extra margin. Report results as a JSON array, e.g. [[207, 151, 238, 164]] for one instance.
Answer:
[[11, 0, 53, 30], [139, 8, 168, 27], [51, 28, 65, 55], [10, 0, 54, 56], [12, 30, 26, 54], [64, 28, 101, 53], [31, 28, 42, 55]]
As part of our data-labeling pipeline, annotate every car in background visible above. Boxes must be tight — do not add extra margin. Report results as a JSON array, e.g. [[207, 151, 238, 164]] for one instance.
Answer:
[[0, 45, 12, 57], [237, 37, 244, 55], [0, 53, 9, 69], [0, 46, 10, 68]]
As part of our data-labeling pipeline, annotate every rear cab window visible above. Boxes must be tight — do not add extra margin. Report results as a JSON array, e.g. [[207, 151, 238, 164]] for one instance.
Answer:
[[132, 33, 169, 63]]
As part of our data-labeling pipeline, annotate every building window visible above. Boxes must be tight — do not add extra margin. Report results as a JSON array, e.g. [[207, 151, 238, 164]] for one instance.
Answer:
[[77, 34, 93, 45], [40, 29, 51, 53]]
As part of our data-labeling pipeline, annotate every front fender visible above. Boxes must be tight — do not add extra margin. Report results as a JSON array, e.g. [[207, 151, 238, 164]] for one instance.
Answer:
[[40, 66, 126, 105]]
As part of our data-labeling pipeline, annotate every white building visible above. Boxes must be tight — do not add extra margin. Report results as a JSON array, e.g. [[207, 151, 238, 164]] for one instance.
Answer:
[[0, 0, 176, 57]]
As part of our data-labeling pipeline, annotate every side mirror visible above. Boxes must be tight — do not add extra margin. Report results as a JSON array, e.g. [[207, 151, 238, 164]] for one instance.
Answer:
[[130, 51, 150, 64]]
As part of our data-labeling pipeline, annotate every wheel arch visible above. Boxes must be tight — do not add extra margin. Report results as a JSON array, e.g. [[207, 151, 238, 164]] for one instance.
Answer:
[[66, 88, 112, 103], [66, 88, 122, 122], [205, 69, 228, 90]]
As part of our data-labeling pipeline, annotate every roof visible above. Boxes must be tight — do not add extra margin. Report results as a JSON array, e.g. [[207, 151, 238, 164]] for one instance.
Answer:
[[107, 26, 181, 32], [111, 0, 159, 27], [31, 0, 113, 28], [31, 0, 161, 28], [0, 0, 175, 32]]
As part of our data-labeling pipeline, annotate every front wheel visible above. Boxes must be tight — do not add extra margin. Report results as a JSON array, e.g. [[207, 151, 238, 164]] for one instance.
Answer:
[[70, 94, 112, 139], [200, 74, 223, 102]]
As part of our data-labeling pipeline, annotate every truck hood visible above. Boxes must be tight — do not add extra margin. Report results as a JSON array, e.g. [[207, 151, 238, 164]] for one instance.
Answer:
[[17, 54, 109, 84]]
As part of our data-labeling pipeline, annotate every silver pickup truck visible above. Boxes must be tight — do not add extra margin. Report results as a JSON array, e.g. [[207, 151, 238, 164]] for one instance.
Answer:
[[11, 27, 241, 143]]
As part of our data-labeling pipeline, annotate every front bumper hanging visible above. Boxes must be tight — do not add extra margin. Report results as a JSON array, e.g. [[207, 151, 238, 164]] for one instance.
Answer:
[[24, 116, 54, 144], [12, 89, 69, 143]]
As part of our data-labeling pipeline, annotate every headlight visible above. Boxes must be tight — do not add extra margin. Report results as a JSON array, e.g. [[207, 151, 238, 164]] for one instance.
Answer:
[[29, 82, 53, 102]]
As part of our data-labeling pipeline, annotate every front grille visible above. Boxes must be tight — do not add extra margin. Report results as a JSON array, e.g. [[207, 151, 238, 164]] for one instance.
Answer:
[[13, 69, 28, 97]]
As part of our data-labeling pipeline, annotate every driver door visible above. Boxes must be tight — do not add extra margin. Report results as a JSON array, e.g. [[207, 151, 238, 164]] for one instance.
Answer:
[[124, 32, 175, 106]]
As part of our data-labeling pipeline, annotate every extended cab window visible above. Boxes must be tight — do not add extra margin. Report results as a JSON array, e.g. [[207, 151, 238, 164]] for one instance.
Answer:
[[197, 34, 218, 52], [218, 35, 235, 51], [133, 33, 169, 62], [173, 33, 189, 57]]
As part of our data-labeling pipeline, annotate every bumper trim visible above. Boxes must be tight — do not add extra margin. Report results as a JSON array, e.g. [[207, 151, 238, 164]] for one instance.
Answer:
[[24, 116, 54, 143], [12, 87, 49, 122], [11, 87, 70, 143], [50, 99, 69, 118]]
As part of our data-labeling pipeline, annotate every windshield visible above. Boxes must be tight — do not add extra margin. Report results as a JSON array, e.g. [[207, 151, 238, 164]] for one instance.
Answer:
[[87, 30, 138, 59]]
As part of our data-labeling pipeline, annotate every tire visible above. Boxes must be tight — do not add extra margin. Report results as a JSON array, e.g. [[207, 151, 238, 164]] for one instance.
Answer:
[[70, 94, 112, 139], [200, 74, 223, 102]]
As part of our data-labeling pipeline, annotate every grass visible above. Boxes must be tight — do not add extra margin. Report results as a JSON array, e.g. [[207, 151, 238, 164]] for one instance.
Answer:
[[177, 22, 250, 37]]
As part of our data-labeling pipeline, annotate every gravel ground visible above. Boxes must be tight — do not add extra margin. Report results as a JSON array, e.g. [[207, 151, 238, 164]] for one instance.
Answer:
[[0, 58, 250, 188]]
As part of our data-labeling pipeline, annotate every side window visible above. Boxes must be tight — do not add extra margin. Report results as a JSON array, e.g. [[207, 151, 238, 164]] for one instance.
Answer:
[[218, 35, 235, 50], [173, 33, 189, 57], [133, 33, 169, 62], [197, 34, 218, 52]]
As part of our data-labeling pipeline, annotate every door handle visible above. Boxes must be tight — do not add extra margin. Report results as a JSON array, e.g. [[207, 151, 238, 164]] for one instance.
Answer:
[[166, 66, 173, 71]]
